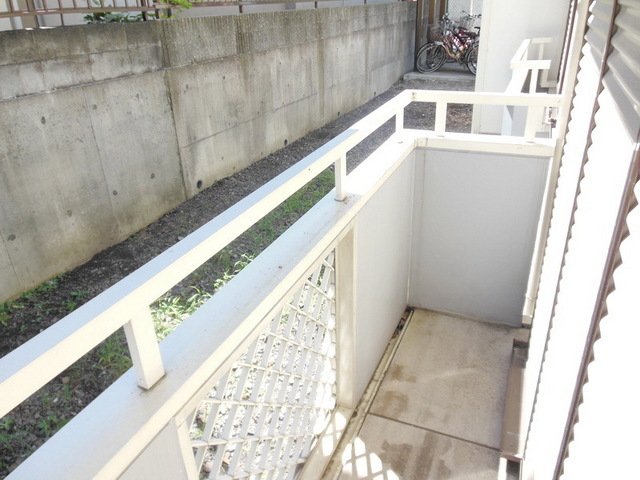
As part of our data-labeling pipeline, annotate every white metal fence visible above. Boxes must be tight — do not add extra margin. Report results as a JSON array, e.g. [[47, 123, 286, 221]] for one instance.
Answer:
[[0, 79, 562, 479], [189, 252, 337, 479]]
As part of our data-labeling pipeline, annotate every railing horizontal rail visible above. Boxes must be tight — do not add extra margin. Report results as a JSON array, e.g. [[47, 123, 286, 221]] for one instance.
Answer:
[[511, 59, 552, 71], [0, 0, 385, 26], [508, 37, 556, 93], [411, 90, 562, 140], [2, 88, 564, 479], [8, 132, 416, 480], [412, 131, 557, 157], [411, 90, 562, 107], [0, 89, 411, 421], [0, 89, 561, 420], [510, 37, 553, 66]]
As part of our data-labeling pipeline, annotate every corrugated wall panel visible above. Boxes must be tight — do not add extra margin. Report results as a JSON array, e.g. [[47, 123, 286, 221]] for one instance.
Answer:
[[605, 3, 640, 133], [557, 0, 577, 90], [521, 32, 604, 480], [584, 0, 614, 55], [606, 51, 640, 108], [558, 1, 640, 474], [523, 84, 636, 480], [603, 69, 640, 133], [522, 0, 609, 476], [560, 156, 639, 480], [523, 0, 640, 477]]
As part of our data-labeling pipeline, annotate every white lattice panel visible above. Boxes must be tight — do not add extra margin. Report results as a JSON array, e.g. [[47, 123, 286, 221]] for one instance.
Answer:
[[190, 252, 337, 480]]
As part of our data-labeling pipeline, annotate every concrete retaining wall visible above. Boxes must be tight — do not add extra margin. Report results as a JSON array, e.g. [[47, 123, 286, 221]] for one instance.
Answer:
[[0, 3, 415, 302]]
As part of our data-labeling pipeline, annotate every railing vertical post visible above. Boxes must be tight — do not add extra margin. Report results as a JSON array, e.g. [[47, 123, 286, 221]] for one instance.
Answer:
[[538, 41, 549, 88], [537, 40, 545, 61], [529, 68, 539, 93], [123, 307, 165, 389], [335, 154, 347, 201], [335, 226, 357, 409], [435, 101, 447, 135], [524, 106, 543, 142]]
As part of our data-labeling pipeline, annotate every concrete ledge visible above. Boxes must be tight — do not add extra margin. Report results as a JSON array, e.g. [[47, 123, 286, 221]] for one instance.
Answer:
[[403, 64, 476, 86]]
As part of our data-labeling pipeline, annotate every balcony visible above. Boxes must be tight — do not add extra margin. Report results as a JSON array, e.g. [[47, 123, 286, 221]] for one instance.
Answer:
[[320, 309, 521, 480], [0, 78, 561, 479]]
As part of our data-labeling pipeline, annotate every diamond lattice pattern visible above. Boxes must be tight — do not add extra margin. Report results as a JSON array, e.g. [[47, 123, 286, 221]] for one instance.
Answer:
[[190, 251, 337, 480]]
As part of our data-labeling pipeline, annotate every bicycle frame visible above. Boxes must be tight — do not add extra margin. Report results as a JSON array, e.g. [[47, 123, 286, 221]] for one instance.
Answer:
[[438, 28, 473, 63], [415, 12, 480, 75]]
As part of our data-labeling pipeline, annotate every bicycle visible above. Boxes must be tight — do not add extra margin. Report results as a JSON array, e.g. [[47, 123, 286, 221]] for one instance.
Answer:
[[416, 12, 481, 75]]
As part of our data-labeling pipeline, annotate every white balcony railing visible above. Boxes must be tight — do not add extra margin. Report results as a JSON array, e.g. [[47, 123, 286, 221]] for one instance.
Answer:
[[507, 37, 556, 93], [0, 88, 563, 479]]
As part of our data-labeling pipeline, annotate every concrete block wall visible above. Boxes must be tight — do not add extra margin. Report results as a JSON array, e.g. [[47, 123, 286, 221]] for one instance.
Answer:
[[0, 3, 415, 302]]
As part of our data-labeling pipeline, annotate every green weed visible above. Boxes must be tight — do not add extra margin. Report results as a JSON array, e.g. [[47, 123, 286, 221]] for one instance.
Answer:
[[149, 170, 333, 340], [213, 254, 253, 291], [0, 417, 13, 447], [0, 276, 63, 326], [0, 305, 11, 327], [152, 287, 212, 340], [247, 169, 334, 249], [96, 333, 132, 377], [21, 277, 60, 299], [35, 414, 68, 436]]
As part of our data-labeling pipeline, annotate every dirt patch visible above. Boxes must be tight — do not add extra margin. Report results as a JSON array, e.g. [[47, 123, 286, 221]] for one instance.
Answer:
[[0, 74, 474, 476]]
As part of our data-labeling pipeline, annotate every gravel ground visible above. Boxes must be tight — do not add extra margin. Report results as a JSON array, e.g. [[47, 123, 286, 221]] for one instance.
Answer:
[[0, 72, 474, 477]]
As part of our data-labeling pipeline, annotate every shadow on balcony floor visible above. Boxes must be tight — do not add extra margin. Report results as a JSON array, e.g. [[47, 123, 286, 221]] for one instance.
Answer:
[[329, 309, 517, 480]]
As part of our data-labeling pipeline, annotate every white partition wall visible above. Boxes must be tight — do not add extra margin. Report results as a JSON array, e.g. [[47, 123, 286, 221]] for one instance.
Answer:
[[352, 155, 415, 399], [409, 149, 549, 326]]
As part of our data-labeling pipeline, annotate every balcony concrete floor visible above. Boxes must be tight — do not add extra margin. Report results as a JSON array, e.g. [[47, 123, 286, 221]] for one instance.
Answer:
[[330, 309, 517, 480]]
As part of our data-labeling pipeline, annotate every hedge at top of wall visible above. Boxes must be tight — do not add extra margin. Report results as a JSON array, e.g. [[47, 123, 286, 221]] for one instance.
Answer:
[[0, 3, 416, 303]]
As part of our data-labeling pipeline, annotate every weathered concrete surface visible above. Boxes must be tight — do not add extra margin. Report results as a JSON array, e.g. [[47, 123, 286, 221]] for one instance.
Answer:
[[0, 23, 165, 97], [339, 415, 501, 480], [0, 89, 118, 290], [335, 310, 513, 480], [166, 6, 415, 197], [370, 311, 514, 449], [83, 73, 185, 233], [0, 3, 415, 302]]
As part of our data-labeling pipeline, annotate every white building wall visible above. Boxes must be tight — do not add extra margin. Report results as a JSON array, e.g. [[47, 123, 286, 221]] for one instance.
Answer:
[[473, 0, 570, 134], [446, 0, 483, 20]]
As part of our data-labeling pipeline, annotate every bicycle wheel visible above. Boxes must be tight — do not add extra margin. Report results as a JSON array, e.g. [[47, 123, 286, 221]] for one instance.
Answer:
[[464, 43, 479, 75], [416, 43, 446, 73]]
